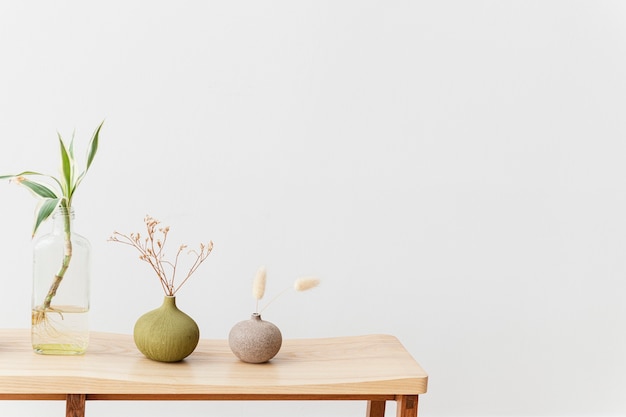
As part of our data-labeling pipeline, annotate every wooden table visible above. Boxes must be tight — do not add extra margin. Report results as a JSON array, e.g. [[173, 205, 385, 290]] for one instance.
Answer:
[[0, 330, 428, 417]]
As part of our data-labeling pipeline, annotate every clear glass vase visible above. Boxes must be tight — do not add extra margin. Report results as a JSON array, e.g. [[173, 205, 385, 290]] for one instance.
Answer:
[[32, 206, 90, 355]]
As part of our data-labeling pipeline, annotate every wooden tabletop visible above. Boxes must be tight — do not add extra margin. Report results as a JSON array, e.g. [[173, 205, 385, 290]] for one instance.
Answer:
[[0, 330, 428, 399]]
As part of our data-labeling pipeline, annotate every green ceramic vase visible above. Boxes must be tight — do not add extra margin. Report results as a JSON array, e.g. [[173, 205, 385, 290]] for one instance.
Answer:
[[133, 296, 200, 362]]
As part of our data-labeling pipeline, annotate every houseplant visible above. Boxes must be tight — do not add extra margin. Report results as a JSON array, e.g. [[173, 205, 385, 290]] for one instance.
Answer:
[[0, 121, 104, 354], [109, 215, 213, 362], [228, 266, 320, 363]]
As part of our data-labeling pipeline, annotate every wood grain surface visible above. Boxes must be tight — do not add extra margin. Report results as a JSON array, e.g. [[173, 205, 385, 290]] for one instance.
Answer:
[[0, 330, 428, 398]]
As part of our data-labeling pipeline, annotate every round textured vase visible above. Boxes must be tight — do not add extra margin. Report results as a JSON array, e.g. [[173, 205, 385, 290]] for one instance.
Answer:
[[228, 313, 282, 363], [133, 296, 200, 362]]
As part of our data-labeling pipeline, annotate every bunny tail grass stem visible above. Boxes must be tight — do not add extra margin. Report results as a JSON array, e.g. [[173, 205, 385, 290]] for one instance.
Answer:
[[258, 286, 292, 315]]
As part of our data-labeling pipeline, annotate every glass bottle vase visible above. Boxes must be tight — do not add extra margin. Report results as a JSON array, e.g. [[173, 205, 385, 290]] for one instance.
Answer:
[[32, 206, 90, 355]]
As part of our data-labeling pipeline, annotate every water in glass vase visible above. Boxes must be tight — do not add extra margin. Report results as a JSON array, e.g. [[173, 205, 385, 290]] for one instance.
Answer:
[[32, 207, 91, 355], [31, 305, 89, 355]]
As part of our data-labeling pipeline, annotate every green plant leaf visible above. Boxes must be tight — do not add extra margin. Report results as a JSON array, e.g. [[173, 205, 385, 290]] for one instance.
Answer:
[[86, 120, 103, 172], [20, 178, 59, 199], [32, 198, 61, 237], [69, 129, 76, 159], [0, 171, 64, 194], [74, 120, 104, 195], [0, 170, 44, 180], [58, 134, 72, 197]]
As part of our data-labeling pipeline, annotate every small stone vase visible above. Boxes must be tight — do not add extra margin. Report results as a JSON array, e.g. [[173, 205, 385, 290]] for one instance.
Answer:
[[133, 296, 200, 362], [228, 313, 282, 363]]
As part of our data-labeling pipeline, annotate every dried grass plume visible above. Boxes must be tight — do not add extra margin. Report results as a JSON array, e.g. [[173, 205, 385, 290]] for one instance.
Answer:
[[294, 277, 320, 291], [252, 266, 267, 300], [252, 267, 320, 314]]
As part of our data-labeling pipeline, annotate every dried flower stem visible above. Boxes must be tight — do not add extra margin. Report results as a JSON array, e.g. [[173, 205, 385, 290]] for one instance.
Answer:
[[109, 216, 213, 296]]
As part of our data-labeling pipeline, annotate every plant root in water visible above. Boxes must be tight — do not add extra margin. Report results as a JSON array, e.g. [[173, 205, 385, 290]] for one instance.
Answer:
[[32, 307, 65, 326], [31, 305, 89, 354]]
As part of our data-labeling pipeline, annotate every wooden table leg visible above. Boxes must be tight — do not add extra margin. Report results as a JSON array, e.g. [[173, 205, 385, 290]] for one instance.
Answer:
[[66, 394, 86, 417], [366, 400, 386, 417], [396, 395, 419, 417]]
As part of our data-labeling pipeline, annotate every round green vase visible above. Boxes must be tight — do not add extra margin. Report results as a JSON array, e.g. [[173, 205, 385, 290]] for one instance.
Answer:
[[133, 296, 200, 362]]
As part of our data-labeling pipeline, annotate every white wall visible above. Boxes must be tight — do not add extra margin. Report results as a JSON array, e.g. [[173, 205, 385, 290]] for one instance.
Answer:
[[0, 1, 625, 416]]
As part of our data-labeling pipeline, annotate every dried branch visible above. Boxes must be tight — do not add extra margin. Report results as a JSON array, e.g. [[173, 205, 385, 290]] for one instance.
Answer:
[[109, 215, 213, 296]]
